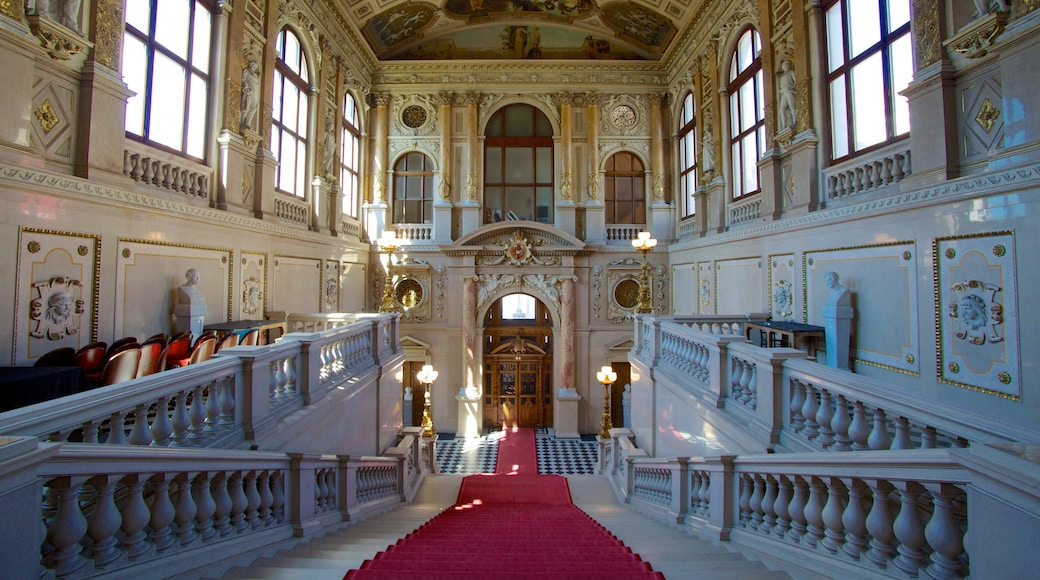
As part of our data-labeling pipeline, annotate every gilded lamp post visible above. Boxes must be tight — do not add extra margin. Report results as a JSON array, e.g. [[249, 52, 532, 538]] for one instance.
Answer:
[[631, 231, 657, 314], [416, 364, 438, 437], [596, 365, 617, 438], [379, 230, 399, 313]]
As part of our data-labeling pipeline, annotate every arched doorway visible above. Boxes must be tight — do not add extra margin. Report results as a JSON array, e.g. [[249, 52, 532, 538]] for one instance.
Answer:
[[482, 293, 553, 428]]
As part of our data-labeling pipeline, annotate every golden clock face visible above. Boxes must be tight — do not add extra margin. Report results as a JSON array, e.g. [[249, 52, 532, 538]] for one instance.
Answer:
[[614, 278, 639, 308], [394, 278, 423, 308]]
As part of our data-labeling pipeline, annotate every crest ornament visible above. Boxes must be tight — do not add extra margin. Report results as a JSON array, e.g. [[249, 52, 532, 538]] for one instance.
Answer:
[[482, 231, 555, 266], [30, 276, 85, 339]]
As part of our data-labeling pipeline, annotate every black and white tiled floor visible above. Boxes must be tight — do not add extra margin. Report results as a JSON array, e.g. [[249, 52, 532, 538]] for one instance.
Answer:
[[434, 429, 598, 475]]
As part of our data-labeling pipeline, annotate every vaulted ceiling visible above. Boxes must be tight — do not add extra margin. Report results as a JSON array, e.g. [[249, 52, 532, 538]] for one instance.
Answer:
[[338, 0, 708, 61]]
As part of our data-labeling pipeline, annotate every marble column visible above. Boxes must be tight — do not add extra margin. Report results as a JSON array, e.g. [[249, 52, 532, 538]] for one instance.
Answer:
[[457, 276, 481, 437], [366, 92, 391, 237], [433, 91, 454, 243], [556, 93, 576, 235], [585, 95, 606, 244], [555, 276, 580, 438], [460, 92, 482, 235]]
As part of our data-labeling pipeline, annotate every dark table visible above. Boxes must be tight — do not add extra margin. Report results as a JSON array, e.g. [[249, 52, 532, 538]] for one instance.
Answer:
[[0, 366, 93, 412], [204, 319, 287, 345], [745, 320, 826, 358]]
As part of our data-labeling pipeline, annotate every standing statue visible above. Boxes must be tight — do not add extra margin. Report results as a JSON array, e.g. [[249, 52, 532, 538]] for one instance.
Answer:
[[777, 59, 797, 131], [321, 116, 337, 176], [701, 124, 715, 174], [175, 268, 208, 338], [240, 59, 261, 131], [35, 0, 83, 35], [972, 0, 1009, 18]]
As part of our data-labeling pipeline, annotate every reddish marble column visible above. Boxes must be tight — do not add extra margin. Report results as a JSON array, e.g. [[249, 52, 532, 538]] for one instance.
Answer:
[[461, 276, 479, 393]]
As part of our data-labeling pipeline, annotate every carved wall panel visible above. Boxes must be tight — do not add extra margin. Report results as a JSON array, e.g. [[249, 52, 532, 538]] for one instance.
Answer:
[[272, 255, 322, 313], [392, 94, 438, 136], [934, 231, 1019, 400], [958, 71, 1006, 162], [15, 228, 99, 364], [697, 261, 714, 314], [115, 239, 232, 342], [599, 94, 649, 136], [324, 260, 341, 313], [342, 262, 367, 313], [30, 75, 76, 161], [241, 251, 268, 319], [805, 242, 919, 375], [671, 263, 697, 314], [605, 259, 644, 321], [715, 257, 764, 315], [768, 253, 796, 321]]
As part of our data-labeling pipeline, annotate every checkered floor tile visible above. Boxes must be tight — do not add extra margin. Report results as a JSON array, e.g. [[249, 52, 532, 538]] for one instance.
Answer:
[[536, 437, 599, 475], [435, 432, 500, 474], [435, 430, 598, 475]]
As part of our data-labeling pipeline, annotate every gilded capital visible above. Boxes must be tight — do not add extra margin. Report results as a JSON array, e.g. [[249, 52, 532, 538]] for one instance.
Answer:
[[367, 93, 392, 107]]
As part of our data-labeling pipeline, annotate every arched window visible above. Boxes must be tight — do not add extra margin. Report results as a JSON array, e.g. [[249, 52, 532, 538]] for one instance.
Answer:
[[604, 152, 646, 225], [123, 0, 214, 160], [272, 28, 311, 198], [677, 92, 697, 219], [484, 104, 554, 224], [501, 294, 536, 320], [728, 28, 765, 199], [392, 152, 434, 224], [340, 93, 362, 219], [824, 0, 912, 160]]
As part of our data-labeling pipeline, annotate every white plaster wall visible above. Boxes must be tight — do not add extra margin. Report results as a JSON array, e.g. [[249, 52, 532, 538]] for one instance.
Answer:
[[653, 379, 747, 457]]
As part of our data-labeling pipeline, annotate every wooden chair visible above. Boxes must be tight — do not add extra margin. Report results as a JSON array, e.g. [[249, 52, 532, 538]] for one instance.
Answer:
[[34, 347, 76, 367], [108, 341, 141, 358], [186, 336, 217, 365], [135, 342, 163, 378], [141, 333, 168, 348], [239, 329, 260, 346], [106, 336, 138, 358], [159, 335, 192, 371], [98, 349, 142, 386], [193, 330, 217, 349], [72, 344, 108, 383], [216, 333, 240, 352]]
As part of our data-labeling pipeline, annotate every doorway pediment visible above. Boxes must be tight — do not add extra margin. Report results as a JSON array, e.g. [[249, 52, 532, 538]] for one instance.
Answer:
[[447, 222, 587, 263]]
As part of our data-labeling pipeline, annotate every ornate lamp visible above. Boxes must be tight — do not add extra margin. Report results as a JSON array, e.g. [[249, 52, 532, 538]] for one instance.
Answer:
[[596, 365, 617, 438], [631, 231, 658, 314], [379, 230, 399, 313], [416, 363, 438, 437]]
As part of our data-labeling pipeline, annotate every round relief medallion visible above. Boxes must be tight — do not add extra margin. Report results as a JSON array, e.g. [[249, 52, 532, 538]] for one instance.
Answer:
[[394, 278, 423, 308], [402, 105, 428, 129], [614, 278, 640, 309], [611, 105, 636, 129]]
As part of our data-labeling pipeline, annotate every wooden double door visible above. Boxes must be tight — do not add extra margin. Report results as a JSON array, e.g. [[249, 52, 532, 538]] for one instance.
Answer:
[[483, 355, 552, 428]]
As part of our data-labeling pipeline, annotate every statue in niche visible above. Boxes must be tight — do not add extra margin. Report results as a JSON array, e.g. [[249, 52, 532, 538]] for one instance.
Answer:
[[29, 276, 85, 339], [701, 124, 715, 174], [240, 58, 261, 131], [972, 0, 1009, 19], [34, 0, 83, 35], [321, 116, 337, 176], [777, 59, 797, 131]]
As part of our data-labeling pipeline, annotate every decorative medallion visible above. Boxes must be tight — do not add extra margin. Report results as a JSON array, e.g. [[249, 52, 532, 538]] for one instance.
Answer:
[[121, 248, 131, 258], [949, 279, 1004, 345], [29, 276, 85, 340], [34, 99, 59, 134], [975, 98, 1001, 133], [243, 277, 262, 315], [614, 278, 639, 308], [325, 277, 338, 309], [27, 240, 41, 253], [402, 104, 428, 129], [395, 278, 424, 308], [906, 354, 915, 364], [222, 256, 228, 263], [772, 279, 793, 319], [993, 244, 1006, 257], [949, 362, 960, 373], [998, 371, 1012, 385], [482, 230, 556, 266], [945, 248, 956, 259], [611, 104, 636, 129], [77, 245, 88, 256], [902, 251, 912, 260]]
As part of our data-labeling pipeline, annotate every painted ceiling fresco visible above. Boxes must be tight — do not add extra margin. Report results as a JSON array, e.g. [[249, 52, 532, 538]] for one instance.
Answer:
[[360, 1, 676, 61]]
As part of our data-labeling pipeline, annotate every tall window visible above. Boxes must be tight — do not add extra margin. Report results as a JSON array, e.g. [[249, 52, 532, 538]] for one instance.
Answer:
[[484, 104, 554, 223], [604, 152, 646, 225], [502, 294, 536, 320], [825, 0, 912, 160], [340, 93, 362, 219], [677, 93, 697, 219], [728, 28, 765, 199], [272, 28, 311, 197], [392, 152, 434, 224], [123, 0, 214, 160]]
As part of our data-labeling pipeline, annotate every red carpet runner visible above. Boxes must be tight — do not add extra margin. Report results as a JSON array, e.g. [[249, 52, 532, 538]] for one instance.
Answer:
[[345, 427, 663, 579]]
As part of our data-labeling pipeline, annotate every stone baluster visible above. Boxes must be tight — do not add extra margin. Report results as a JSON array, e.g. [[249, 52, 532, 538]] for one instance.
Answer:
[[211, 472, 234, 536], [245, 471, 262, 528], [892, 482, 929, 576], [789, 379, 806, 432], [128, 403, 153, 445], [921, 426, 937, 449], [697, 471, 711, 516], [106, 410, 128, 445], [749, 474, 765, 530], [172, 474, 199, 546], [773, 475, 792, 538], [787, 475, 809, 543], [284, 356, 298, 396], [865, 480, 898, 567], [85, 475, 123, 566], [848, 400, 870, 450], [219, 378, 236, 428], [82, 419, 101, 443], [821, 477, 847, 553], [229, 472, 249, 532], [803, 477, 827, 547], [258, 471, 275, 525], [892, 416, 912, 449], [831, 394, 852, 450], [924, 483, 967, 579], [801, 384, 820, 440], [151, 397, 173, 446], [761, 474, 778, 534], [205, 381, 221, 433], [118, 475, 152, 560], [325, 468, 337, 509], [730, 358, 745, 401], [816, 389, 835, 448], [272, 359, 287, 400], [868, 409, 891, 450], [841, 478, 870, 560], [187, 383, 207, 445], [147, 474, 178, 552], [315, 468, 326, 512], [745, 361, 757, 408], [171, 390, 191, 446], [738, 473, 753, 527], [192, 472, 217, 541], [44, 477, 91, 576], [272, 471, 286, 521]]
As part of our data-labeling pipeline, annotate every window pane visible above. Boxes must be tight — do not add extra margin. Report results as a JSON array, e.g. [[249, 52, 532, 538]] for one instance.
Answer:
[[743, 134, 758, 192], [284, 33, 300, 73], [405, 175, 422, 197], [125, 1, 151, 32], [535, 147, 552, 182], [535, 114, 551, 136], [850, 52, 886, 150], [192, 7, 211, 74], [615, 177, 632, 199], [297, 90, 308, 133], [825, 4, 845, 72], [486, 148, 502, 182], [890, 34, 913, 136], [730, 92, 740, 137], [755, 70, 765, 120], [505, 187, 532, 220], [505, 148, 534, 182], [731, 142, 742, 195], [186, 74, 207, 158], [505, 106, 532, 136], [888, 0, 911, 32], [740, 82, 756, 131], [737, 31, 754, 72], [155, 0, 190, 59], [278, 134, 294, 191], [150, 53, 187, 150], [848, 0, 881, 58], [122, 37, 147, 135], [283, 86, 299, 132], [295, 140, 306, 196]]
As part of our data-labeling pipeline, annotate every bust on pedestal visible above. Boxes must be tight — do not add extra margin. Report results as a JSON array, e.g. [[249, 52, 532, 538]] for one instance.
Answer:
[[174, 268, 207, 338], [822, 271, 853, 369]]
